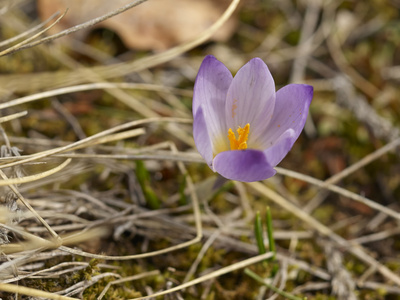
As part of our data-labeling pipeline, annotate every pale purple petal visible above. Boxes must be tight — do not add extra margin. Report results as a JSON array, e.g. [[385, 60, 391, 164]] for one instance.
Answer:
[[263, 129, 295, 167], [213, 150, 276, 182], [193, 55, 233, 154], [258, 84, 313, 149], [193, 107, 213, 166], [225, 58, 276, 147]]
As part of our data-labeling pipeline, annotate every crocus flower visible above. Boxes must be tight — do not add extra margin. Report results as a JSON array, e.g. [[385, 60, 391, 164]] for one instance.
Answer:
[[192, 55, 313, 182]]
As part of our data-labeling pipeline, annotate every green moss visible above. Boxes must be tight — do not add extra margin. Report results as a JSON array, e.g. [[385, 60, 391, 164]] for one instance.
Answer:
[[345, 259, 367, 276], [313, 294, 336, 300]]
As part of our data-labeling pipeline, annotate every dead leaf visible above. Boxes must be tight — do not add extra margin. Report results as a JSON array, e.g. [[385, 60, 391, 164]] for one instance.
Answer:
[[37, 0, 238, 50]]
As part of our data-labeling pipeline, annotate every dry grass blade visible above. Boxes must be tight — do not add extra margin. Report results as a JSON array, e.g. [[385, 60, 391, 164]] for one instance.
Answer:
[[130, 252, 274, 300], [0, 158, 71, 186], [350, 227, 400, 244], [0, 12, 60, 48], [0, 170, 61, 241], [0, 10, 68, 57], [72, 128, 146, 149], [0, 222, 56, 253], [0, 227, 108, 254], [52, 151, 205, 164], [0, 111, 28, 123], [0, 83, 192, 110], [0, 283, 79, 299], [183, 229, 221, 284], [0, 117, 191, 169]]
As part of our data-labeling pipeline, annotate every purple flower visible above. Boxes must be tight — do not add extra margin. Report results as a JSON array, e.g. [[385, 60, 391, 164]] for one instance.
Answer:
[[193, 55, 313, 182]]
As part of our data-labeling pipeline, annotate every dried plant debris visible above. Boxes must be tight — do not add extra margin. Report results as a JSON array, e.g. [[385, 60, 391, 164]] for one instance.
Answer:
[[1, 0, 400, 299], [37, 0, 238, 50], [0, 146, 24, 245]]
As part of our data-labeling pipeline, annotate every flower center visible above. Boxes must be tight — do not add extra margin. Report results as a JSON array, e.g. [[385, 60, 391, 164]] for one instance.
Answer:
[[228, 123, 250, 150]]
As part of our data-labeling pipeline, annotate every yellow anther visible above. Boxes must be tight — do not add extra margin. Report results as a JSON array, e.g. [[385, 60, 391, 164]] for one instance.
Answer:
[[228, 123, 250, 150]]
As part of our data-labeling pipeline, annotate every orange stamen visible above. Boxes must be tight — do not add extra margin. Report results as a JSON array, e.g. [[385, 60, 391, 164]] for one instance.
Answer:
[[228, 123, 250, 150]]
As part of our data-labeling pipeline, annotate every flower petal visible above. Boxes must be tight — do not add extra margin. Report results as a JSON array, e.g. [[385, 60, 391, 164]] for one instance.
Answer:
[[258, 84, 313, 149], [193, 107, 213, 166], [225, 57, 276, 148], [263, 129, 296, 167], [213, 149, 276, 182], [193, 55, 233, 154]]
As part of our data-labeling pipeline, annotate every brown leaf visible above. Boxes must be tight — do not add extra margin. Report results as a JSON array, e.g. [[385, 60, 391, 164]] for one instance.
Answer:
[[37, 0, 238, 50]]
